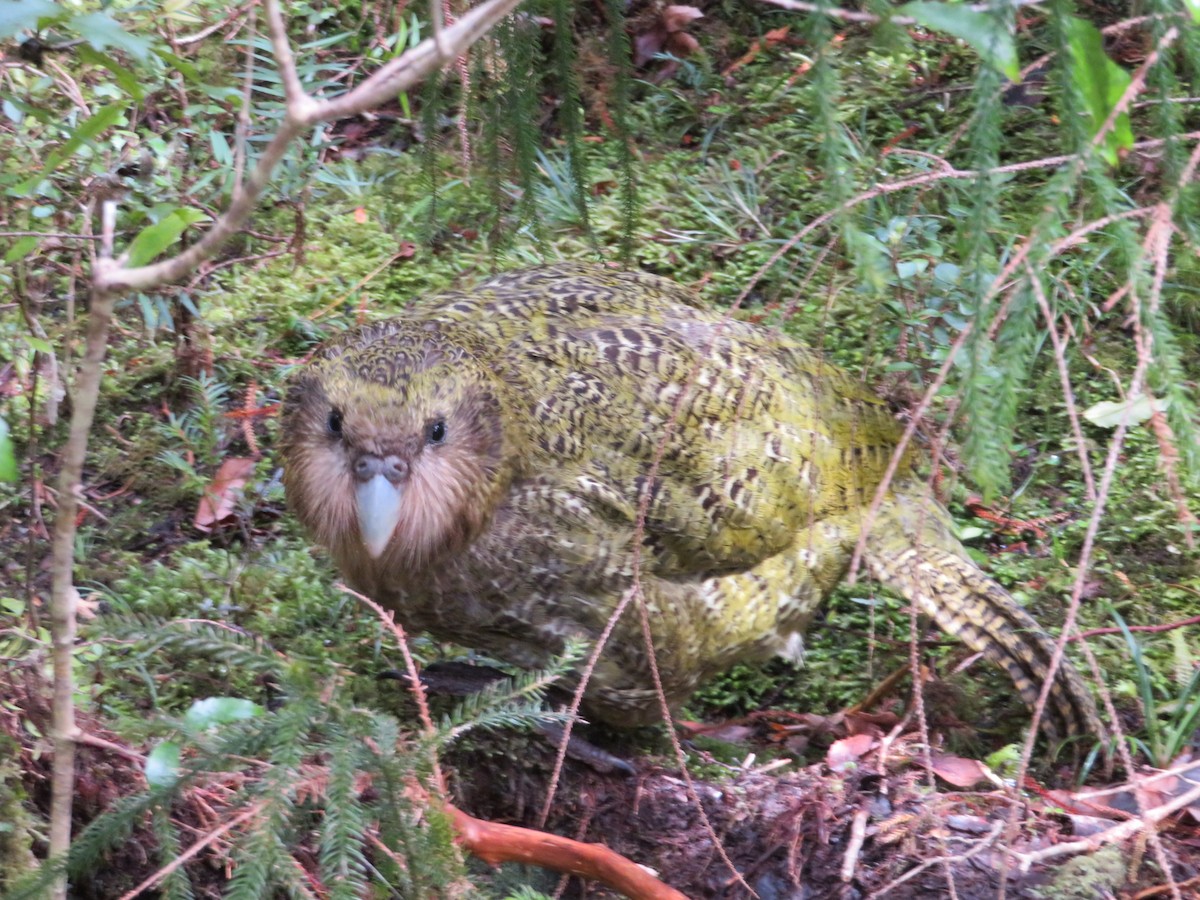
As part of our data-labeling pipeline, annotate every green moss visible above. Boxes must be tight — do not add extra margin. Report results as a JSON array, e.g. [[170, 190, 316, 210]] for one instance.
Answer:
[[0, 734, 37, 891]]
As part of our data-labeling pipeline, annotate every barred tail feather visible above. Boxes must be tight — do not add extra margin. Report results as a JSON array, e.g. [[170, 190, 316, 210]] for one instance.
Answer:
[[864, 541, 1102, 743]]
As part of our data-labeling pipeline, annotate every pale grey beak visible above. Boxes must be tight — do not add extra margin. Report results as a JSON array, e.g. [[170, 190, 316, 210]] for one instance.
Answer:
[[356, 473, 403, 559]]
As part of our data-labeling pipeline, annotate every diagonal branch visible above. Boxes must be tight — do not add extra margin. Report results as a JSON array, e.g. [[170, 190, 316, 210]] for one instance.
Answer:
[[94, 0, 523, 295]]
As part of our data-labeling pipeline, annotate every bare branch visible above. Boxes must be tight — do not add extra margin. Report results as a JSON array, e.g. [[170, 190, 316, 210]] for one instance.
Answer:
[[317, 0, 522, 120], [449, 800, 690, 900], [94, 0, 524, 295], [46, 282, 122, 899], [758, 0, 1046, 26], [1008, 781, 1200, 874]]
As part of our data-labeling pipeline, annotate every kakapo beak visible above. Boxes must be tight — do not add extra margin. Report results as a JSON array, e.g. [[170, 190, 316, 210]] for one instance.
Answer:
[[356, 473, 403, 559]]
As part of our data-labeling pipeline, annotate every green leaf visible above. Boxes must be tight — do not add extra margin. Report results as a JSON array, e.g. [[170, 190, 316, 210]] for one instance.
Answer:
[[1181, 0, 1200, 24], [955, 525, 986, 542], [125, 207, 209, 267], [67, 11, 152, 61], [897, 2, 1018, 81], [933, 262, 960, 284], [76, 44, 145, 101], [0, 0, 61, 40], [152, 47, 200, 82], [1063, 15, 1134, 166], [145, 740, 180, 788], [1, 95, 53, 125], [846, 225, 890, 292], [1083, 394, 1166, 429], [0, 418, 18, 482], [19, 105, 125, 193], [23, 335, 52, 353], [184, 697, 262, 731], [895, 259, 928, 279], [4, 236, 38, 263]]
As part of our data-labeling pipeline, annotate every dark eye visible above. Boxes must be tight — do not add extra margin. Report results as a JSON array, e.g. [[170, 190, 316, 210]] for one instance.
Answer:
[[327, 410, 343, 437], [427, 419, 447, 445]]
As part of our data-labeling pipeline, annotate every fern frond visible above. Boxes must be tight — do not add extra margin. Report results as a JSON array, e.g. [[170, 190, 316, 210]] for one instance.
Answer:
[[101, 615, 285, 679], [318, 732, 370, 900]]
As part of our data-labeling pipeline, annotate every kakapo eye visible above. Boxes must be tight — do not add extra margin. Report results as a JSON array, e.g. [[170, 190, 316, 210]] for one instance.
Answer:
[[427, 419, 447, 444], [327, 410, 344, 437]]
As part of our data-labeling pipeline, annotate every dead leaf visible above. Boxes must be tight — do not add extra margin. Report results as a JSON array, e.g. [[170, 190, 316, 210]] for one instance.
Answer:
[[662, 5, 703, 32], [929, 753, 987, 788], [632, 4, 704, 80], [702, 723, 754, 744], [722, 25, 791, 77], [195, 457, 257, 531], [845, 709, 899, 736], [827, 733, 875, 772], [74, 587, 101, 620]]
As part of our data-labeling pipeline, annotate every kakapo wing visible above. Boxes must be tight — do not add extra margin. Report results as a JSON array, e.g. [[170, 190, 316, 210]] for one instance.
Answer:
[[419, 264, 912, 580]]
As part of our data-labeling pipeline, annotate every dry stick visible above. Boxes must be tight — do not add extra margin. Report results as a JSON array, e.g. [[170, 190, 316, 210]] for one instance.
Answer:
[[115, 802, 267, 900], [42, 57, 91, 116], [1135, 874, 1200, 900], [882, 411, 965, 900], [337, 584, 446, 797], [536, 582, 637, 826], [1046, 206, 1155, 260], [757, 0, 1045, 26], [1030, 272, 1097, 502], [73, 729, 147, 763], [448, 802, 689, 900], [1140, 141, 1200, 548], [998, 28, 1185, 900], [93, 0, 526, 296], [440, 0, 474, 173], [309, 246, 414, 320], [1070, 754, 1200, 808], [1072, 614, 1200, 642], [1010, 780, 1200, 874], [843, 317, 977, 586], [175, 0, 254, 46], [0, 231, 103, 240], [231, 2, 258, 197], [868, 821, 1006, 898], [840, 805, 870, 885], [45, 199, 123, 900]]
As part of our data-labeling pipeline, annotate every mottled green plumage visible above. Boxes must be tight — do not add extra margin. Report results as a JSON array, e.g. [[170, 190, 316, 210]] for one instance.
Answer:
[[281, 264, 1100, 741]]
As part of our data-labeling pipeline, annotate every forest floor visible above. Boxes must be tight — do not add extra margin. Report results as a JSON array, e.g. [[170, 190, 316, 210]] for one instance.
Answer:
[[3, 2, 1200, 897]]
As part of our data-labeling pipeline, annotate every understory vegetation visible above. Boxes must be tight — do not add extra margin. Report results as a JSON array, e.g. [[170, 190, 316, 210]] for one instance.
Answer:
[[1, 0, 1199, 896]]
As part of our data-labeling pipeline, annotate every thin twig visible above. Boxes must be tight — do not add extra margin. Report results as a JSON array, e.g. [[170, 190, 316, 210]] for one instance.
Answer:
[[1029, 268, 1096, 502], [758, 0, 1044, 26], [94, 0, 524, 295], [1001, 27, 1185, 900], [1008, 781, 1200, 874], [336, 583, 446, 797], [869, 821, 1005, 898], [115, 802, 267, 900], [1071, 614, 1200, 642], [231, 2, 258, 197], [46, 280, 122, 900]]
